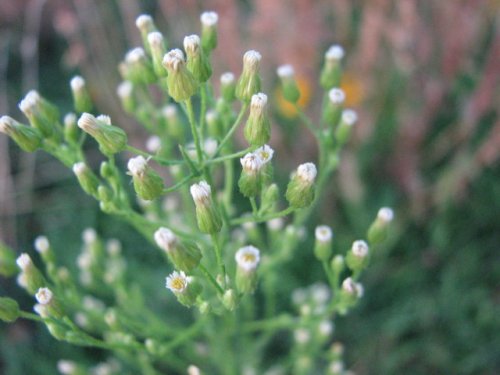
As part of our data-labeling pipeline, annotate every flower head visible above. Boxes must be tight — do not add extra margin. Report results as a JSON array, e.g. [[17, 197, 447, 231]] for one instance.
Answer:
[[297, 163, 317, 183], [154, 227, 177, 252], [254, 144, 274, 164], [35, 287, 53, 305], [351, 240, 369, 258], [165, 271, 190, 293], [315, 225, 333, 243], [235, 246, 260, 272]]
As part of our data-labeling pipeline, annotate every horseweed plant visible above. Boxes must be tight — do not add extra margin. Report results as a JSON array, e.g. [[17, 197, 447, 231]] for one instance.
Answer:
[[0, 11, 394, 375]]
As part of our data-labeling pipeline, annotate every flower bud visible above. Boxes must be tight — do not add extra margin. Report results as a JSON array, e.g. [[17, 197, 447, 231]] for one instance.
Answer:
[[16, 253, 45, 295], [184, 34, 212, 82], [165, 271, 201, 307], [235, 50, 262, 102], [73, 162, 100, 197], [222, 289, 238, 311], [123, 47, 156, 84], [77, 113, 127, 155], [345, 240, 369, 273], [254, 144, 274, 185], [330, 254, 344, 278], [36, 287, 63, 319], [161, 104, 184, 141], [220, 72, 236, 102], [190, 181, 222, 234], [0, 297, 20, 322], [70, 76, 92, 113], [238, 152, 263, 198], [285, 162, 317, 208], [206, 109, 224, 139], [0, 242, 18, 277], [235, 245, 260, 294], [34, 235, 56, 267], [367, 207, 394, 245], [117, 81, 136, 114], [277, 65, 300, 103], [135, 14, 158, 55], [340, 277, 364, 304], [322, 88, 345, 126], [127, 156, 164, 200], [63, 113, 79, 144], [18, 90, 60, 138], [147, 31, 168, 77], [162, 49, 198, 102], [320, 45, 344, 89], [244, 93, 271, 146], [200, 11, 218, 53], [261, 183, 279, 211], [335, 109, 357, 145], [314, 225, 333, 262], [0, 116, 42, 152], [154, 227, 202, 272]]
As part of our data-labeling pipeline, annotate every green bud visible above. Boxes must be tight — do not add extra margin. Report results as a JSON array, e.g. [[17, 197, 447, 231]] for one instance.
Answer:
[[154, 227, 202, 272], [162, 49, 198, 102], [63, 113, 80, 144], [46, 321, 68, 340], [122, 47, 156, 85], [77, 113, 127, 155], [323, 88, 345, 126], [320, 45, 344, 90], [70, 76, 92, 113], [220, 72, 236, 102], [238, 153, 263, 198], [117, 81, 137, 114], [0, 116, 42, 152], [73, 162, 100, 197], [16, 253, 45, 295], [314, 225, 333, 262], [0, 242, 18, 277], [345, 240, 369, 273], [97, 185, 113, 203], [222, 289, 238, 311], [337, 277, 363, 314], [18, 90, 60, 138], [147, 32, 168, 77], [285, 163, 317, 209], [367, 207, 394, 245], [206, 109, 224, 140], [244, 93, 271, 147], [0, 297, 20, 322], [277, 65, 300, 103], [145, 338, 163, 356], [200, 11, 218, 53], [190, 181, 222, 234], [330, 255, 344, 277], [166, 271, 202, 307], [35, 287, 63, 319], [236, 50, 262, 102], [184, 35, 212, 83], [127, 156, 164, 201], [198, 301, 211, 315], [34, 236, 56, 267], [254, 144, 275, 186], [161, 105, 185, 142], [262, 183, 279, 211], [235, 246, 260, 294], [136, 14, 158, 55], [335, 109, 357, 145]]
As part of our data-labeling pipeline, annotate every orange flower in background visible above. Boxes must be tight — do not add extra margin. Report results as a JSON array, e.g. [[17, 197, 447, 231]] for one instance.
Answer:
[[341, 72, 365, 107], [275, 76, 312, 118]]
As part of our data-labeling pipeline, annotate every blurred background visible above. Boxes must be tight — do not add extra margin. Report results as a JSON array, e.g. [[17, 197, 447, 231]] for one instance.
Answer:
[[1, 0, 499, 374]]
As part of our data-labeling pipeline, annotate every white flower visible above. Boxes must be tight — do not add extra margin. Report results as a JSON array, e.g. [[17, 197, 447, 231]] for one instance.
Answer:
[[328, 88, 345, 104], [83, 295, 105, 311], [77, 112, 98, 132], [183, 34, 201, 55], [318, 320, 334, 337], [311, 283, 330, 305], [82, 228, 97, 244], [16, 253, 32, 271], [57, 360, 77, 375], [351, 240, 369, 258], [328, 361, 344, 374], [117, 81, 133, 99], [297, 162, 317, 183], [135, 14, 153, 30], [235, 245, 260, 272], [162, 104, 178, 119], [325, 45, 345, 61], [163, 49, 185, 72], [267, 217, 284, 231], [34, 236, 50, 254], [146, 136, 161, 153], [147, 31, 164, 47], [70, 76, 85, 91], [18, 90, 40, 115], [204, 138, 218, 157], [190, 181, 211, 203], [342, 277, 363, 297], [35, 287, 53, 305], [166, 271, 190, 293], [72, 162, 87, 176], [292, 288, 307, 305], [64, 113, 77, 127], [254, 144, 274, 164], [294, 328, 311, 344], [17, 273, 28, 288], [377, 207, 394, 223], [106, 239, 121, 256], [200, 11, 218, 26], [341, 109, 358, 125], [127, 155, 148, 176], [315, 225, 333, 243], [125, 47, 146, 63], [243, 50, 262, 69], [220, 72, 235, 85], [154, 227, 177, 252], [277, 64, 294, 78], [240, 152, 263, 173], [250, 93, 268, 113]]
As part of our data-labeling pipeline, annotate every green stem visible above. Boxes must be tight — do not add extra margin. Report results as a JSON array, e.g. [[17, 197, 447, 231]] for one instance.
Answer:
[[250, 197, 258, 216], [162, 317, 206, 352], [19, 311, 45, 322], [210, 233, 226, 288], [125, 145, 184, 166], [204, 147, 252, 165], [241, 315, 295, 333], [214, 103, 248, 157], [185, 98, 203, 164], [162, 173, 194, 194], [293, 103, 317, 135], [199, 264, 224, 295], [230, 206, 295, 226], [199, 83, 208, 143]]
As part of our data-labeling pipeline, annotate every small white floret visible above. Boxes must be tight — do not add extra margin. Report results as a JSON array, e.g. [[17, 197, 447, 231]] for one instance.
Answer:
[[190, 181, 211, 203], [200, 11, 218, 26], [162, 49, 185, 72], [243, 50, 262, 69], [146, 135, 162, 153], [57, 360, 77, 375], [34, 236, 50, 254], [166, 271, 190, 293], [351, 240, 369, 257], [315, 225, 333, 243], [154, 227, 177, 252], [35, 287, 53, 305], [82, 228, 97, 244], [147, 31, 164, 47], [235, 245, 260, 272], [127, 155, 148, 176], [341, 109, 357, 126], [325, 45, 345, 60], [126, 47, 146, 63], [117, 81, 133, 98], [135, 14, 153, 30], [294, 328, 311, 344], [297, 162, 317, 183], [16, 253, 32, 271], [240, 153, 263, 173], [254, 144, 274, 164], [328, 88, 345, 104], [377, 207, 394, 223], [220, 72, 235, 85], [277, 64, 294, 78], [183, 34, 201, 55]]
